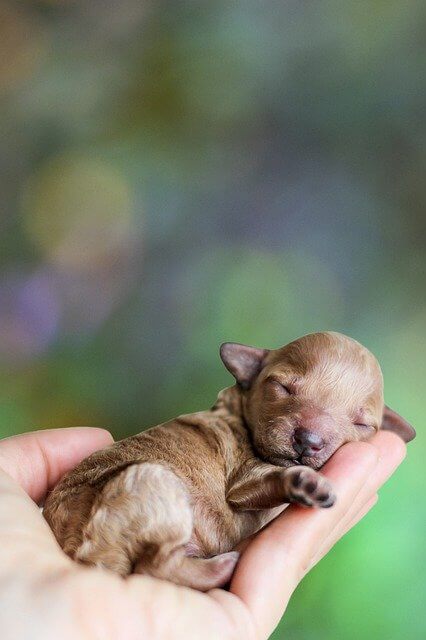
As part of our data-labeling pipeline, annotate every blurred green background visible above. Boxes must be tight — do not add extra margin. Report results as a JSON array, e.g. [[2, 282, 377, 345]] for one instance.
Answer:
[[0, 1, 425, 638]]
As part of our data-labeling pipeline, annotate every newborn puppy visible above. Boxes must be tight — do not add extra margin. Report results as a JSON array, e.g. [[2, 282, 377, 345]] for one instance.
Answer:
[[44, 332, 415, 591]]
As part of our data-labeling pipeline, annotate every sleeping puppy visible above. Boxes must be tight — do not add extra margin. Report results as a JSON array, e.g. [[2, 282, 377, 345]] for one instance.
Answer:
[[43, 332, 415, 591]]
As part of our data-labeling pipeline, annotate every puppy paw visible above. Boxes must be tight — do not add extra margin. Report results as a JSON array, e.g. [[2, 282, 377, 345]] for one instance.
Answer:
[[285, 466, 336, 508]]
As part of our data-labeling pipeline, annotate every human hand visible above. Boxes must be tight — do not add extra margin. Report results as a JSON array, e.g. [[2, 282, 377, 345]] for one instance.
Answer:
[[0, 428, 406, 640]]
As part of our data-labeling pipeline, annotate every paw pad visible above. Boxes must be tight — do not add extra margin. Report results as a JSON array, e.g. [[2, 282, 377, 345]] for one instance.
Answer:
[[287, 466, 336, 509]]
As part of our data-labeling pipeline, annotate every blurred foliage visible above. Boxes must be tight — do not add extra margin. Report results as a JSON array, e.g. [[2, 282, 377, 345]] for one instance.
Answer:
[[0, 1, 425, 638]]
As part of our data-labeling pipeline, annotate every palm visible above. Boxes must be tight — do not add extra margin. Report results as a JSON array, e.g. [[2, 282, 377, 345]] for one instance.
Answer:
[[0, 427, 405, 640]]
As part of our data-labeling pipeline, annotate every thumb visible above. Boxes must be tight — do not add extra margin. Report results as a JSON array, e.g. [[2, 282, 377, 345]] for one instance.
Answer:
[[0, 427, 113, 503], [0, 427, 113, 574]]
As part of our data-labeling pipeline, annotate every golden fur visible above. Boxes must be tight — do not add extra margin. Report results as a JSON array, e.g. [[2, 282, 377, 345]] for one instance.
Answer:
[[43, 332, 415, 590]]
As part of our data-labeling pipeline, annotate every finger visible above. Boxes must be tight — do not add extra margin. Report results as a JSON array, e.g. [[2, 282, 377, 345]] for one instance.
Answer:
[[308, 493, 379, 570], [230, 433, 407, 639], [230, 441, 379, 639], [341, 493, 378, 535], [0, 427, 113, 503], [310, 431, 406, 567], [361, 430, 406, 488]]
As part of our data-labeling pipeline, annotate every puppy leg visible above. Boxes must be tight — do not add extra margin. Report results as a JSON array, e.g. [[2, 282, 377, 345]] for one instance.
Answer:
[[227, 465, 335, 510], [75, 463, 190, 575], [134, 549, 240, 591], [74, 463, 237, 590]]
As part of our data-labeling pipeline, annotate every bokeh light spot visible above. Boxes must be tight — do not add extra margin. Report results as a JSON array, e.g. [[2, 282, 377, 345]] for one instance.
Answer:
[[178, 248, 343, 363], [22, 154, 135, 270]]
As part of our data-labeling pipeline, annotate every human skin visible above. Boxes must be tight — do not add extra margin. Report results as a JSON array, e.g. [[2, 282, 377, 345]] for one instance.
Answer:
[[0, 427, 406, 640]]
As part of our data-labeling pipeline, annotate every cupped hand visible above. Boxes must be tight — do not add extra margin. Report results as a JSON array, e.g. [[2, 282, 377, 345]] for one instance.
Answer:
[[0, 427, 406, 640]]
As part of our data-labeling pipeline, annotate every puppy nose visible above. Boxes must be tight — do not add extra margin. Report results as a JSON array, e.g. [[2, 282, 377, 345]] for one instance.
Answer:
[[293, 427, 325, 456]]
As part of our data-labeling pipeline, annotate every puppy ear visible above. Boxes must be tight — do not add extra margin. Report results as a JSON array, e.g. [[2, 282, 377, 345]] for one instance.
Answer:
[[220, 343, 269, 389], [381, 405, 416, 442]]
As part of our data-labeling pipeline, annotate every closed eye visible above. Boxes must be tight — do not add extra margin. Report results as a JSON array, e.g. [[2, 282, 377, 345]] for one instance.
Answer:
[[268, 379, 293, 395], [354, 423, 374, 431]]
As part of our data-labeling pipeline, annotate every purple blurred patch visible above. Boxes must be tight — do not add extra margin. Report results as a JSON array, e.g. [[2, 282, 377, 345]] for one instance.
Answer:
[[0, 270, 60, 364]]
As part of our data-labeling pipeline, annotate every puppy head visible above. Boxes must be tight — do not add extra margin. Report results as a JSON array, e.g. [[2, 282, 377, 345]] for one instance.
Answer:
[[221, 332, 415, 469]]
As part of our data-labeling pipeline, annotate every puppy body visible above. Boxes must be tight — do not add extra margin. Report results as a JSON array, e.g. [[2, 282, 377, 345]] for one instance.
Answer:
[[43, 332, 415, 590], [44, 388, 283, 589]]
